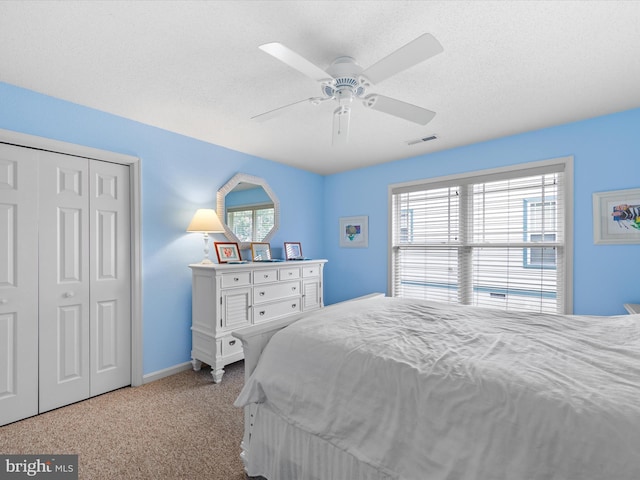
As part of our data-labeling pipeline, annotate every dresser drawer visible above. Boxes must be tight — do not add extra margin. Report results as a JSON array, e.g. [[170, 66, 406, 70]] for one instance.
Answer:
[[220, 335, 243, 357], [279, 267, 300, 280], [253, 268, 278, 284], [221, 272, 251, 288], [254, 281, 300, 304], [302, 265, 320, 277], [254, 298, 301, 324]]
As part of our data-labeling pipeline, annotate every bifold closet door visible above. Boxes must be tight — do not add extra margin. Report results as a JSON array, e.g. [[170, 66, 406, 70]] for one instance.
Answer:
[[0, 144, 39, 426], [89, 160, 131, 397], [38, 152, 91, 413], [38, 152, 131, 413]]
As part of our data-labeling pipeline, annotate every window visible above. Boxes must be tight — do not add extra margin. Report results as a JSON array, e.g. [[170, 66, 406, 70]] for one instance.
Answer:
[[226, 204, 274, 242], [390, 158, 572, 314], [524, 198, 557, 268]]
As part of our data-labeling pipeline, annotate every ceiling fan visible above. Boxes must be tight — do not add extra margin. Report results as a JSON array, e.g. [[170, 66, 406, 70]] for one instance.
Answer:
[[252, 33, 443, 145]]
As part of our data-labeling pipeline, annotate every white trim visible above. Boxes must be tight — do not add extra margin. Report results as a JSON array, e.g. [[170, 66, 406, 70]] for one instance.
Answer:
[[563, 157, 574, 314], [0, 128, 138, 164], [390, 157, 570, 194], [0, 127, 144, 386], [142, 361, 193, 384]]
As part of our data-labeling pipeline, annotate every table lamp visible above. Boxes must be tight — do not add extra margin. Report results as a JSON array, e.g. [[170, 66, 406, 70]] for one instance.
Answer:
[[187, 209, 225, 264]]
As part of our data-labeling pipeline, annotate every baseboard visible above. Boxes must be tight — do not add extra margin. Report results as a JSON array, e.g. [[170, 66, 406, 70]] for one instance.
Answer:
[[142, 361, 193, 384]]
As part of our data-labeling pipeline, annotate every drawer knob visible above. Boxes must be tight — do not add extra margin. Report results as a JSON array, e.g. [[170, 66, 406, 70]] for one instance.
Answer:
[[229, 339, 236, 346], [264, 274, 269, 278], [234, 277, 239, 281], [259, 291, 265, 296], [0, 299, 7, 305], [291, 303, 297, 308], [292, 286, 297, 291], [259, 310, 265, 316]]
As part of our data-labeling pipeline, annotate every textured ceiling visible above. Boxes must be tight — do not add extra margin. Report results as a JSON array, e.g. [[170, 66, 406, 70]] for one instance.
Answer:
[[1, 1, 640, 175]]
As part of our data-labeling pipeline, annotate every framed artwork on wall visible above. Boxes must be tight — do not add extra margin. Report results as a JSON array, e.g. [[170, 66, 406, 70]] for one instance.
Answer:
[[593, 188, 640, 244], [339, 215, 368, 248], [251, 242, 272, 261], [214, 242, 242, 263], [284, 242, 303, 260]]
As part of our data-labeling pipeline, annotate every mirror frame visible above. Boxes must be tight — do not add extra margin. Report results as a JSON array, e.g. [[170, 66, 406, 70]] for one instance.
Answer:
[[216, 173, 280, 251]]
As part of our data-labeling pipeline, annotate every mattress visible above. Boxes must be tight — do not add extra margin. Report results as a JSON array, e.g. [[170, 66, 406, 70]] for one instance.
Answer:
[[236, 296, 640, 479]]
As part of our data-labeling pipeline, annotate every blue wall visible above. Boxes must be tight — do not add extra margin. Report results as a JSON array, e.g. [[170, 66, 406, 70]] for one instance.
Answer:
[[2, 80, 639, 378], [0, 82, 324, 375], [323, 108, 640, 315]]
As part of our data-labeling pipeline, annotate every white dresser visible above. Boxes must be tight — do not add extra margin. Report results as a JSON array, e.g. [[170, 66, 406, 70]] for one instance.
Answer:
[[189, 259, 327, 382]]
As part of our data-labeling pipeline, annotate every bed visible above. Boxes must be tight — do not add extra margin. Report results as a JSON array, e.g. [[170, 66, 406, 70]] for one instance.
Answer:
[[233, 294, 640, 480]]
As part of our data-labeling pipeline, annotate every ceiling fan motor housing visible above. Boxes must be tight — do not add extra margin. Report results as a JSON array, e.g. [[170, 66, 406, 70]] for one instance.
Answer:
[[323, 56, 367, 99]]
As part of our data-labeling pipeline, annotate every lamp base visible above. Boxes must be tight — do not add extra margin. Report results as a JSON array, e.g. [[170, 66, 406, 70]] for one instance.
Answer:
[[200, 258, 213, 264]]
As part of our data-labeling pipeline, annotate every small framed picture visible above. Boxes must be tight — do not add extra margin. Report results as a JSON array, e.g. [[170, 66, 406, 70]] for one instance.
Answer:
[[284, 242, 303, 260], [251, 242, 272, 261], [593, 188, 640, 244], [214, 242, 241, 263], [339, 215, 368, 248]]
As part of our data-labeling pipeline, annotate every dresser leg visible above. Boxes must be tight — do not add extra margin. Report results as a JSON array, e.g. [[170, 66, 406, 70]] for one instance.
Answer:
[[191, 358, 202, 371], [211, 367, 225, 383]]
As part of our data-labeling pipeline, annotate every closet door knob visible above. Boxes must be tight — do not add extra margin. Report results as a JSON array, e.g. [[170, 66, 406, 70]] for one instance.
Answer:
[[0, 299, 7, 305], [64, 291, 75, 298]]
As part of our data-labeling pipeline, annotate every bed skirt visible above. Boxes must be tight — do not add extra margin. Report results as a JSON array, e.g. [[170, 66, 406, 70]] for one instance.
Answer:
[[245, 405, 396, 480]]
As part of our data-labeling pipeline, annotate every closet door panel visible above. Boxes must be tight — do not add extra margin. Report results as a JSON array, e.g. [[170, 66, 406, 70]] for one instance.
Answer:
[[90, 161, 131, 396], [0, 144, 38, 426], [38, 152, 90, 413]]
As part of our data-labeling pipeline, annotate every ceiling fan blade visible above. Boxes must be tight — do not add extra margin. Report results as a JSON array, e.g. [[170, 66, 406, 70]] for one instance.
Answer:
[[362, 33, 443, 85], [259, 42, 331, 82], [251, 98, 315, 122], [363, 94, 436, 125], [332, 106, 351, 146]]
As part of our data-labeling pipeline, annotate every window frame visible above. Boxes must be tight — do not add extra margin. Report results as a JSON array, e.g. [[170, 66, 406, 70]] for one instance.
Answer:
[[387, 157, 574, 314]]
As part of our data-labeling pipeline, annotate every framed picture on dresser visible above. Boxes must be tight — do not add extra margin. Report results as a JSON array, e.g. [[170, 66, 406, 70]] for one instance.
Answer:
[[251, 242, 272, 261], [284, 242, 303, 260], [214, 242, 241, 263]]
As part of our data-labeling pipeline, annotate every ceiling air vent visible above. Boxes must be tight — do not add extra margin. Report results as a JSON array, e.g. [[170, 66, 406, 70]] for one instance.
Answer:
[[407, 135, 438, 146]]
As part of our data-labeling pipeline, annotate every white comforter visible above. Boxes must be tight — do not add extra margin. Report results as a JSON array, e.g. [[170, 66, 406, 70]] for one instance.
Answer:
[[235, 296, 640, 480]]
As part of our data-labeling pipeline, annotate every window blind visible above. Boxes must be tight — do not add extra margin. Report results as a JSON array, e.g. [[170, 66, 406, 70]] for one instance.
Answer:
[[227, 204, 275, 242], [391, 161, 569, 314]]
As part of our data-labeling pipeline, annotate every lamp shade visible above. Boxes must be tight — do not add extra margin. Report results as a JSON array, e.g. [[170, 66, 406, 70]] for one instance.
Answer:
[[186, 209, 225, 233]]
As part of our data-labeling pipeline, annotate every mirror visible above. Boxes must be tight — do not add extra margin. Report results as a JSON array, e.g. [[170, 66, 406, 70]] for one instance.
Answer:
[[217, 173, 280, 251]]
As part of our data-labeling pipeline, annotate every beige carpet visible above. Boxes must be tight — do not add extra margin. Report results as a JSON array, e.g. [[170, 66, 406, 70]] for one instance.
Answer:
[[0, 361, 247, 479]]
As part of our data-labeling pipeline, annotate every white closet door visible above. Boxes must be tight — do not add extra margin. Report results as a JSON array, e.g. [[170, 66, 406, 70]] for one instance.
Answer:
[[0, 144, 39, 425], [89, 160, 131, 396], [38, 152, 91, 413]]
